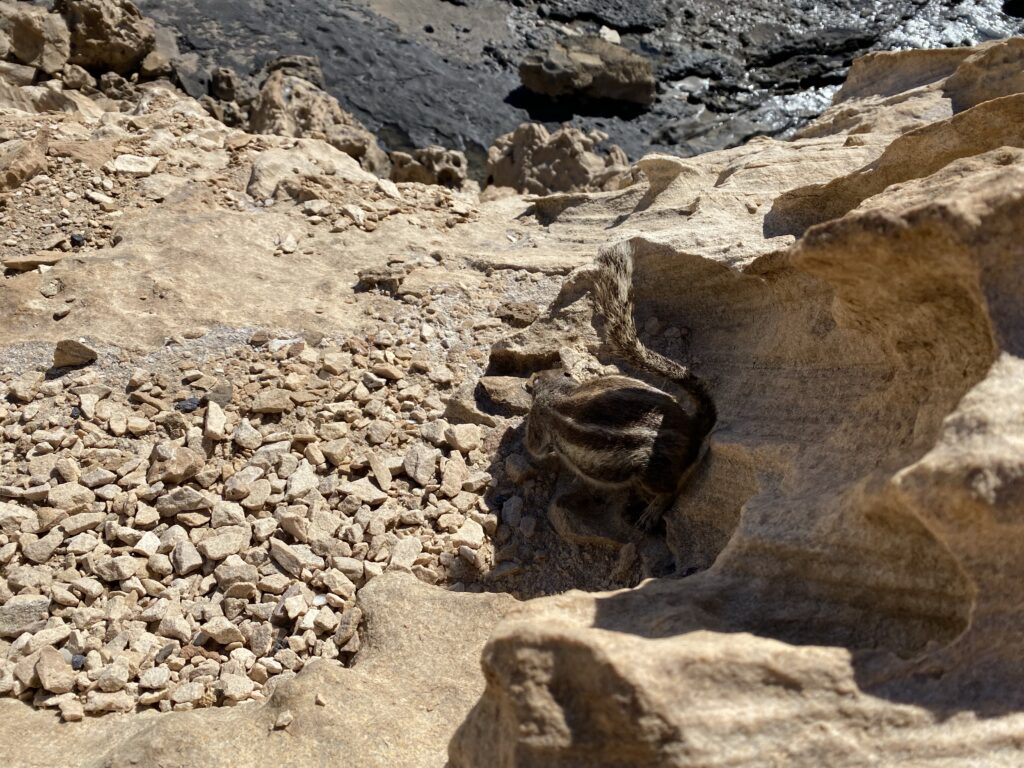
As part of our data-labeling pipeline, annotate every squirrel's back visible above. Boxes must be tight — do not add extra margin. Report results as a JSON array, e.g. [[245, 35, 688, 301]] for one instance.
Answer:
[[593, 242, 717, 438]]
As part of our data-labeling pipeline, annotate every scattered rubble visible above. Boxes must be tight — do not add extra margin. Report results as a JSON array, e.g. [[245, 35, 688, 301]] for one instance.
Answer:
[[0, 326, 506, 716]]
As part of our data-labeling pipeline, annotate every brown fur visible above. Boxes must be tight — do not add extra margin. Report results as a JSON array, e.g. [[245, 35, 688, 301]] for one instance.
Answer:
[[526, 243, 716, 529]]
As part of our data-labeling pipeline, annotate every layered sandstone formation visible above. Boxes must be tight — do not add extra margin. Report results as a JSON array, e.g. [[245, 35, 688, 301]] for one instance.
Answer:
[[1, 8, 1024, 765], [452, 38, 1024, 766]]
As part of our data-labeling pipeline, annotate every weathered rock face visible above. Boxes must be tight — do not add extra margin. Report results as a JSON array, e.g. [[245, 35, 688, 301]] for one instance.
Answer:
[[486, 122, 633, 195], [451, 36, 1024, 766], [390, 146, 469, 189], [0, 2, 71, 76], [519, 36, 656, 105], [54, 0, 155, 75], [249, 70, 390, 176]]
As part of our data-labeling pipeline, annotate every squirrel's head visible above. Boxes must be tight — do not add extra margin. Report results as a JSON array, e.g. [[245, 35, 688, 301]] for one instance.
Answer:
[[526, 368, 577, 403], [524, 368, 577, 458]]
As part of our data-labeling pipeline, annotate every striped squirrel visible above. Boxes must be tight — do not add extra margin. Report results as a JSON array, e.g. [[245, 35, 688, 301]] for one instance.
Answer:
[[526, 242, 717, 530]]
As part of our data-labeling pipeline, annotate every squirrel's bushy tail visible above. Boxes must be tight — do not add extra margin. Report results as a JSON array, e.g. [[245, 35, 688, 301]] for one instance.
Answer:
[[595, 242, 717, 438]]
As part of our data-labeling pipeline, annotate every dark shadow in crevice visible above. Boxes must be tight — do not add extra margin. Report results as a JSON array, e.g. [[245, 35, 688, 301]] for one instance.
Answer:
[[505, 86, 650, 122]]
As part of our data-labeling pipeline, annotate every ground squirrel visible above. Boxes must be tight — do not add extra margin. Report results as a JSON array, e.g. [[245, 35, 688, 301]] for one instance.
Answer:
[[526, 242, 717, 529]]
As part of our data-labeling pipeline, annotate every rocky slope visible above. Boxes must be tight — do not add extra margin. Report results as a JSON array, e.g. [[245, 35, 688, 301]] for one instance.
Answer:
[[1, 3, 1024, 767]]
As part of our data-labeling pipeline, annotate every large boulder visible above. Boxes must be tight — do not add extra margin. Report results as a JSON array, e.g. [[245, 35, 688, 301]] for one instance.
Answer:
[[485, 122, 632, 195], [519, 36, 655, 105], [0, 2, 70, 75], [246, 137, 375, 200], [249, 69, 389, 176], [53, 0, 155, 75]]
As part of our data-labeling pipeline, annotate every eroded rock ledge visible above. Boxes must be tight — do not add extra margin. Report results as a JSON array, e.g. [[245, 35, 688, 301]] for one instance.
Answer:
[[451, 38, 1024, 767]]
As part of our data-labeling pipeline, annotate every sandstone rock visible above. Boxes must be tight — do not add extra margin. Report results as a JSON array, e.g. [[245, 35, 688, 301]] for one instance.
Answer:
[[202, 616, 244, 645], [21, 528, 64, 563], [170, 540, 202, 575], [223, 466, 263, 501], [105, 153, 159, 177], [232, 419, 263, 450], [214, 555, 258, 588], [1, 250, 65, 272], [519, 36, 655, 105], [156, 487, 210, 515], [0, 61, 37, 87], [389, 146, 468, 189], [36, 647, 74, 694], [451, 519, 484, 551], [61, 62, 95, 90], [285, 460, 318, 500], [403, 444, 438, 487], [169, 681, 205, 706], [54, 0, 155, 75], [58, 698, 83, 722], [0, 3, 71, 75], [251, 388, 293, 414], [339, 477, 387, 507], [138, 665, 169, 690], [247, 139, 374, 200], [47, 482, 94, 512], [485, 122, 632, 195], [52, 344, 99, 376], [387, 536, 421, 573], [318, 438, 351, 468], [261, 54, 326, 89], [216, 673, 253, 703], [444, 423, 481, 454], [451, 47, 1024, 766], [269, 538, 318, 577], [0, 79, 103, 115], [0, 594, 50, 637], [0, 131, 48, 192], [84, 689, 134, 713], [204, 401, 227, 440], [250, 70, 389, 176], [476, 376, 532, 416], [195, 527, 249, 560], [96, 658, 130, 692], [147, 444, 204, 484]]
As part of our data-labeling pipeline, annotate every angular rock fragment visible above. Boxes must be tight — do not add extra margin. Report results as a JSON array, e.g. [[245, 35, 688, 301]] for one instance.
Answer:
[[53, 339, 97, 368]]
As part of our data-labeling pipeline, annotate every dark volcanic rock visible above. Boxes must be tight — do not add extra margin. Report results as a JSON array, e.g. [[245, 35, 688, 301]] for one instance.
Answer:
[[539, 0, 667, 32]]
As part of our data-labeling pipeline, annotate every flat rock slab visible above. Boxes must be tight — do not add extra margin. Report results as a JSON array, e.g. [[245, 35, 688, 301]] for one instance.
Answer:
[[2, 250, 65, 271]]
